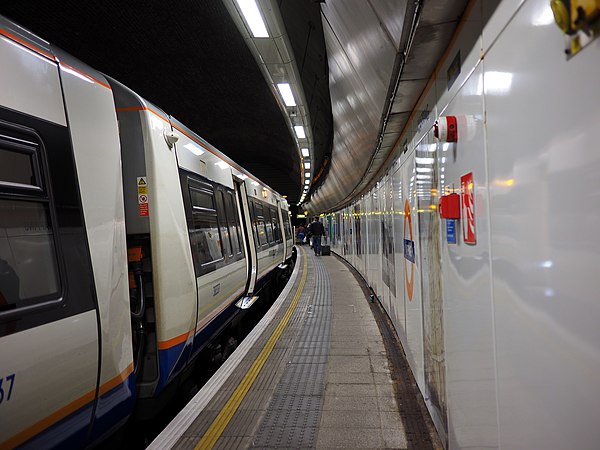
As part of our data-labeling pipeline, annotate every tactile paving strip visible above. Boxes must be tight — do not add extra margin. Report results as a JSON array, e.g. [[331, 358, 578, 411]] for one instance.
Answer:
[[252, 255, 331, 448]]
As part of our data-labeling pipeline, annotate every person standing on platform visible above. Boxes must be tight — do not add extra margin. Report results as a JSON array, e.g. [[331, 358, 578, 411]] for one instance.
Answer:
[[308, 217, 325, 256], [296, 223, 306, 245]]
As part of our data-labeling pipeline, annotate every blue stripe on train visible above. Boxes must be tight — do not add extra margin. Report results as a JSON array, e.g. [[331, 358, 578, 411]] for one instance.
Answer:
[[19, 372, 136, 450], [154, 269, 278, 395], [87, 371, 136, 444]]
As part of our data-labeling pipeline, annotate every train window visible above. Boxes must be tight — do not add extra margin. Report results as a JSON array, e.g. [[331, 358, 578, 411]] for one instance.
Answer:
[[225, 192, 242, 255], [0, 144, 42, 192], [189, 186, 223, 270], [271, 207, 281, 243], [284, 214, 292, 241], [0, 135, 60, 313], [253, 202, 268, 247], [190, 188, 213, 210], [264, 207, 274, 244], [215, 190, 232, 258]]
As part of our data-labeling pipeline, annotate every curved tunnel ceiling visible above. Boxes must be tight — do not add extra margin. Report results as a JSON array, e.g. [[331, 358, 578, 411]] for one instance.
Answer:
[[306, 0, 473, 214]]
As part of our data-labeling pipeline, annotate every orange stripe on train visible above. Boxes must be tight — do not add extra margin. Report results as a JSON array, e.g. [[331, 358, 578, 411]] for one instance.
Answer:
[[157, 330, 192, 350], [59, 62, 112, 90], [0, 28, 112, 91], [0, 363, 134, 450], [0, 28, 56, 61]]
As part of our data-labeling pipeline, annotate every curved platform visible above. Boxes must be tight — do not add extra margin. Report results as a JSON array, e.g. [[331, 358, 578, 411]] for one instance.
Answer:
[[148, 246, 439, 449]]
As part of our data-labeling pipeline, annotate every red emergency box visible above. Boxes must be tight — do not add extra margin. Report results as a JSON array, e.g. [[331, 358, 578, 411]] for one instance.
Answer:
[[439, 193, 460, 219]]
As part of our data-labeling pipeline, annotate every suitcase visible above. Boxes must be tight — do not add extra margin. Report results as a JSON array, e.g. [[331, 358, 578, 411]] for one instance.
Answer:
[[321, 244, 331, 256]]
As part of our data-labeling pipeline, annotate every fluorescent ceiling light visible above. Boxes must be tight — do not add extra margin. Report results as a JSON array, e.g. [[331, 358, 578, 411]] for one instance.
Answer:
[[277, 83, 296, 107], [235, 0, 269, 38], [305, 172, 311, 178], [304, 162, 311, 169], [294, 126, 306, 139], [304, 180, 310, 185], [184, 142, 204, 156], [215, 161, 229, 170], [415, 157, 433, 164], [301, 148, 309, 157]]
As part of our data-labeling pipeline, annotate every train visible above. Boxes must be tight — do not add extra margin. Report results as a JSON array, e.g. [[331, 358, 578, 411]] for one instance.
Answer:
[[0, 15, 294, 449], [320, 0, 600, 448]]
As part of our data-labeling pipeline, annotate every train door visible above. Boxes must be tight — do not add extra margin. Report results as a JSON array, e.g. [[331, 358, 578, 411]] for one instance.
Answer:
[[234, 177, 257, 296], [0, 37, 100, 448], [276, 201, 289, 263]]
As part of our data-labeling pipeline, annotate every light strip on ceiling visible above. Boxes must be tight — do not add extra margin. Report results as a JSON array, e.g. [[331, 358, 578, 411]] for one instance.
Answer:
[[224, 0, 314, 204], [276, 83, 296, 106], [235, 0, 269, 37]]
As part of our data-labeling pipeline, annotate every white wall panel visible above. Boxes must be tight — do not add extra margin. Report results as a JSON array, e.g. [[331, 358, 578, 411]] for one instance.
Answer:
[[371, 187, 383, 299], [438, 62, 498, 449], [382, 174, 396, 317], [415, 128, 448, 441], [391, 165, 407, 344], [402, 150, 424, 388], [485, 0, 600, 448]]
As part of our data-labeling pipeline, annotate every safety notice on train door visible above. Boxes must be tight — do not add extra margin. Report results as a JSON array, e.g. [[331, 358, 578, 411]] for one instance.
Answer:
[[137, 177, 149, 217]]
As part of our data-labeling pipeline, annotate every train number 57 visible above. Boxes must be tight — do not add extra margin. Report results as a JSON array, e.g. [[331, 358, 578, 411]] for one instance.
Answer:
[[0, 374, 16, 404]]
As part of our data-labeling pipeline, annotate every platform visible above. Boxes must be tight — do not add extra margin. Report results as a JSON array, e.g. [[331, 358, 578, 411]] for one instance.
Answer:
[[148, 246, 439, 449]]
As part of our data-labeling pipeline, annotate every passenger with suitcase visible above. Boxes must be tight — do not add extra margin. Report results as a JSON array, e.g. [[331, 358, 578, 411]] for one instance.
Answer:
[[321, 236, 331, 256]]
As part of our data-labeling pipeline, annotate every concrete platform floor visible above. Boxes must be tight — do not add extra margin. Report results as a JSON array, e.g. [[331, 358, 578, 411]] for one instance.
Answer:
[[315, 253, 408, 449], [149, 248, 440, 449]]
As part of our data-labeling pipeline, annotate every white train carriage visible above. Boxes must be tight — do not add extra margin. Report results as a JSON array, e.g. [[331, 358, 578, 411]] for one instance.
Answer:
[[110, 78, 293, 402], [0, 16, 293, 449], [325, 0, 600, 448]]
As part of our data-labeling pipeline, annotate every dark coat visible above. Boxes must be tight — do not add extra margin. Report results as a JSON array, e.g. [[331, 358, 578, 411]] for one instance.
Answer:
[[308, 220, 325, 237]]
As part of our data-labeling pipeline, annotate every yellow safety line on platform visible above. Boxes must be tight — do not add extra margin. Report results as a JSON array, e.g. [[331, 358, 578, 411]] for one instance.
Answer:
[[194, 248, 308, 450]]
